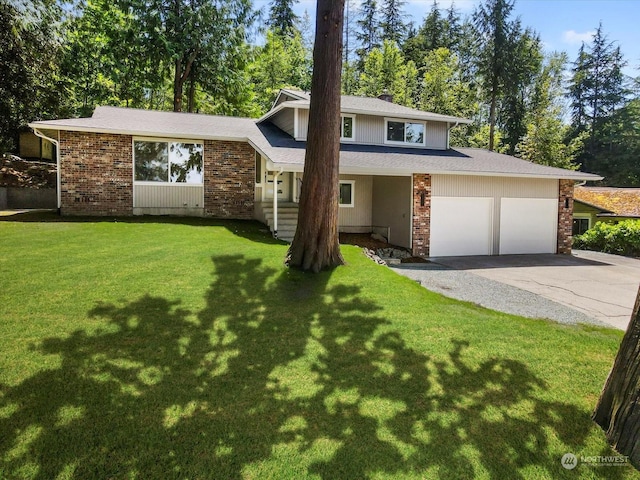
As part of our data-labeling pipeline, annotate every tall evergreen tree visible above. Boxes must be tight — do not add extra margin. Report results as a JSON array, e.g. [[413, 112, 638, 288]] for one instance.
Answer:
[[356, 0, 381, 66], [286, 0, 345, 272], [380, 0, 407, 45], [499, 24, 543, 154], [473, 0, 516, 151], [567, 23, 629, 173], [267, 0, 299, 37]]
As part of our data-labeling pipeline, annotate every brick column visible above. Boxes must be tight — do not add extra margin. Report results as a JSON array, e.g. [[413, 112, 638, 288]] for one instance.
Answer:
[[557, 179, 574, 254], [412, 173, 431, 257]]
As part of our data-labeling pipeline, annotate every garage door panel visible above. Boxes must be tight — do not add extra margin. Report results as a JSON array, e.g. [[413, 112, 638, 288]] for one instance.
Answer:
[[430, 197, 493, 257], [499, 198, 557, 254]]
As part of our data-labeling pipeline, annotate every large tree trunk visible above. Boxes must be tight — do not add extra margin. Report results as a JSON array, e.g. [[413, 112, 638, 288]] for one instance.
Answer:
[[593, 286, 640, 469], [286, 0, 346, 273]]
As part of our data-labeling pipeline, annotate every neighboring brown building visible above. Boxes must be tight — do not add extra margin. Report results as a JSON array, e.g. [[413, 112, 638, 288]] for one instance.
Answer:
[[29, 89, 601, 257], [573, 186, 640, 235]]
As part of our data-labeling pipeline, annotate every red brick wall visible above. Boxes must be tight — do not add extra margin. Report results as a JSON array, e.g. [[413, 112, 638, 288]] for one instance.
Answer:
[[412, 173, 431, 257], [203, 140, 255, 219], [558, 179, 574, 254], [59, 131, 133, 216]]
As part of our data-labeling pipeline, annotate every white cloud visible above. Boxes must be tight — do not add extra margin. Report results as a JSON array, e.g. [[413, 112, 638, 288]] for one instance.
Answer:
[[563, 29, 596, 45]]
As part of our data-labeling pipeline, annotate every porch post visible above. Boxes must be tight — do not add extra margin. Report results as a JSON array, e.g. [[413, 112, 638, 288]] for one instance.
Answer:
[[273, 170, 282, 238]]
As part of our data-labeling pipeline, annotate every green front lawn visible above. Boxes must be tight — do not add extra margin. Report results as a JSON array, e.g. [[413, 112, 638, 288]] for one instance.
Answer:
[[0, 213, 636, 479]]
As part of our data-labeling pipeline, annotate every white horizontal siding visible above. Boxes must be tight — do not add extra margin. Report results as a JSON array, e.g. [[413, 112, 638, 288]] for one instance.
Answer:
[[134, 184, 204, 208]]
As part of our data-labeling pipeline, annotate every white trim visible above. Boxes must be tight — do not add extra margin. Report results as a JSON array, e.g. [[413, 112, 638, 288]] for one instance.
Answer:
[[255, 151, 263, 185], [340, 115, 356, 142], [339, 180, 355, 208], [293, 108, 299, 139], [264, 159, 601, 181], [409, 174, 414, 252], [132, 135, 204, 144], [573, 213, 592, 231], [258, 102, 473, 125], [132, 137, 204, 186], [384, 118, 427, 147]]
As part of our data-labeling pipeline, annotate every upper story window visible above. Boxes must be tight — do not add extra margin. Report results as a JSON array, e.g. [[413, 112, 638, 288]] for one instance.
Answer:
[[341, 115, 355, 141], [385, 119, 425, 146], [134, 139, 203, 184]]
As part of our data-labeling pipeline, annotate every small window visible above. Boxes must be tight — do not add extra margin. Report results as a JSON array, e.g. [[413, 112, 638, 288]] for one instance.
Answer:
[[255, 151, 262, 184], [341, 116, 354, 140], [385, 119, 425, 146], [339, 181, 354, 207], [572, 218, 590, 236], [134, 140, 203, 184]]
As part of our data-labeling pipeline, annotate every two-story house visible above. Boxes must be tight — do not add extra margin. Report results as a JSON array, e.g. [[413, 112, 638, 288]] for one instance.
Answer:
[[29, 88, 600, 257]]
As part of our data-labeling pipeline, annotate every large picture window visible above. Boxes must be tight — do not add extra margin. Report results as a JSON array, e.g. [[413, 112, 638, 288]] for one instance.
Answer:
[[385, 119, 425, 146], [134, 140, 203, 184]]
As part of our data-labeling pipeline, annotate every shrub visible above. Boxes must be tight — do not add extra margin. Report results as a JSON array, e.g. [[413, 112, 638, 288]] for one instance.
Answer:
[[573, 220, 640, 257]]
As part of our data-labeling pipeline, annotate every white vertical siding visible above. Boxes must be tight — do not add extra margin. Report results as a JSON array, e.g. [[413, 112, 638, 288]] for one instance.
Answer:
[[134, 184, 204, 208], [338, 174, 372, 231], [295, 111, 448, 149], [372, 176, 412, 248], [271, 109, 295, 137], [425, 121, 448, 149], [351, 115, 449, 149], [431, 175, 558, 254], [356, 115, 385, 144], [297, 109, 309, 140], [432, 175, 558, 198]]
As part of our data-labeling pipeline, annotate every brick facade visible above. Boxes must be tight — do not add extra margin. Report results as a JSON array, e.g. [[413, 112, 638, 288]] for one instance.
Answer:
[[59, 131, 133, 216], [58, 132, 255, 219], [557, 179, 574, 254], [412, 173, 431, 257], [203, 140, 255, 219]]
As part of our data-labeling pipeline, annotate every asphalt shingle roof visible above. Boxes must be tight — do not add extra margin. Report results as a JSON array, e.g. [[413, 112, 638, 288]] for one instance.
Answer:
[[270, 89, 473, 124], [30, 105, 601, 181], [256, 122, 601, 181], [574, 186, 640, 217]]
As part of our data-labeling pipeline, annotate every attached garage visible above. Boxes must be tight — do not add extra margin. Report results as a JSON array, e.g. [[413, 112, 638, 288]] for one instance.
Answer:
[[430, 175, 560, 257], [499, 198, 558, 254], [430, 197, 493, 257]]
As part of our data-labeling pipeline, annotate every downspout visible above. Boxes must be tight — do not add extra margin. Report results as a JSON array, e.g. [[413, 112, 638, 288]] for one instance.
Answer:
[[273, 168, 283, 238], [33, 128, 61, 211]]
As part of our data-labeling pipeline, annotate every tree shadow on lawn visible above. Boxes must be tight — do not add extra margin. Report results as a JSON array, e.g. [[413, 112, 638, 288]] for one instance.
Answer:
[[0, 255, 618, 479]]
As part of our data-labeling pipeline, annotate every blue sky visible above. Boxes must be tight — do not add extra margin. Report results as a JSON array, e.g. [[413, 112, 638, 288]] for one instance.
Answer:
[[269, 0, 639, 76]]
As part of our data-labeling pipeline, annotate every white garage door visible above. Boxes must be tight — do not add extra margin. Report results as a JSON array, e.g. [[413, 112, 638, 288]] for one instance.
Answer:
[[499, 198, 557, 254], [430, 197, 493, 257]]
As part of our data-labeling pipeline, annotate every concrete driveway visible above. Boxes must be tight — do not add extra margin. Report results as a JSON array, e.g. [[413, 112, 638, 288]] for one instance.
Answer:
[[432, 250, 640, 330]]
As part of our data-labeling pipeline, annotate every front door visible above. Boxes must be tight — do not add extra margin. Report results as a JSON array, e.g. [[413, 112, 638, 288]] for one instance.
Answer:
[[266, 172, 290, 201]]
